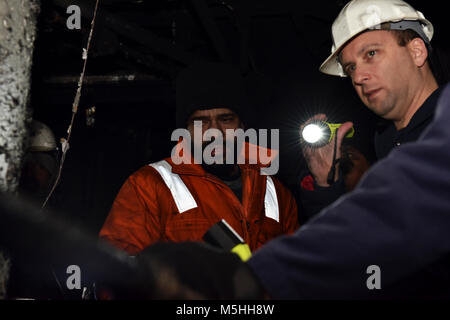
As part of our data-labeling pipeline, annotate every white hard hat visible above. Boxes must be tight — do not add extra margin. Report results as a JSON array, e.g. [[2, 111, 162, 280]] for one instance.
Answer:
[[319, 0, 434, 77], [28, 120, 57, 152]]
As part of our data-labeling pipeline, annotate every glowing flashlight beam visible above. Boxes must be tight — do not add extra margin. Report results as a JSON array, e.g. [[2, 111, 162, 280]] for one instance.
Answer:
[[302, 123, 325, 144]]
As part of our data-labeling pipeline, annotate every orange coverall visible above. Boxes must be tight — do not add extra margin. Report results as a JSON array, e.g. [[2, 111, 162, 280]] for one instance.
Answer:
[[100, 145, 299, 255]]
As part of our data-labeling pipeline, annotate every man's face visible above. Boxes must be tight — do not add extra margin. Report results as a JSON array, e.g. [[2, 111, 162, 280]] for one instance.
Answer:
[[340, 30, 418, 121], [187, 108, 242, 162]]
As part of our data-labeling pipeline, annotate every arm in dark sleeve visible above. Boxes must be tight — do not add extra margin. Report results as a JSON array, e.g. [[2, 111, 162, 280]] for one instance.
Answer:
[[296, 171, 346, 223], [248, 85, 450, 299]]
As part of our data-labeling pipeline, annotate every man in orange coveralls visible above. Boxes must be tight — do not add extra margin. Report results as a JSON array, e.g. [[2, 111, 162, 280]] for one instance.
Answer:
[[99, 62, 299, 255]]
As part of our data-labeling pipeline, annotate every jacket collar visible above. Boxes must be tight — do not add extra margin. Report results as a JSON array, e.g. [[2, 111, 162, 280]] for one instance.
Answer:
[[398, 86, 442, 135]]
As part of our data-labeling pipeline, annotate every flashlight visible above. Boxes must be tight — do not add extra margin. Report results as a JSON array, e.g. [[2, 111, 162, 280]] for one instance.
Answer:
[[301, 120, 354, 147], [203, 219, 252, 262]]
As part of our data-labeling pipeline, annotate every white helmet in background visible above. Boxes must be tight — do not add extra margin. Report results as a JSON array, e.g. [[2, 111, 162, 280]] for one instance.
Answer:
[[319, 0, 434, 77], [28, 120, 58, 152]]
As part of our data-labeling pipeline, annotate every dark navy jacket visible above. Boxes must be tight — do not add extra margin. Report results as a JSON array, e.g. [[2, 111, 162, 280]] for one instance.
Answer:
[[248, 84, 450, 299]]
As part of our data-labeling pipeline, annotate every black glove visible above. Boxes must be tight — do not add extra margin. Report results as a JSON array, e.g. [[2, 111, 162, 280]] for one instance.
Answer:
[[135, 241, 266, 299]]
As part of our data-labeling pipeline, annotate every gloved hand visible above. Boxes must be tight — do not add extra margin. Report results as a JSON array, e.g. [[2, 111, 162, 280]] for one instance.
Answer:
[[135, 241, 266, 299]]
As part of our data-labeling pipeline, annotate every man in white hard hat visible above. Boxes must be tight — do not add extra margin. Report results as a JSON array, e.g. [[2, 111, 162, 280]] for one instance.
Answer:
[[18, 120, 59, 208], [298, 0, 444, 220]]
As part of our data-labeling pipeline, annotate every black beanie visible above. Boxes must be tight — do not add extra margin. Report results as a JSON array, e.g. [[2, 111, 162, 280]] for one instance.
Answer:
[[176, 61, 250, 128]]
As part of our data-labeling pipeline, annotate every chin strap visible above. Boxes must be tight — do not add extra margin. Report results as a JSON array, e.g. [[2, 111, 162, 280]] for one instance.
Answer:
[[327, 128, 341, 186]]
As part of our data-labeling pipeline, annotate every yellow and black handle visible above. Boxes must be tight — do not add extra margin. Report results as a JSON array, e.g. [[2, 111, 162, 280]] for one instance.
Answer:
[[203, 219, 252, 262], [326, 122, 355, 142]]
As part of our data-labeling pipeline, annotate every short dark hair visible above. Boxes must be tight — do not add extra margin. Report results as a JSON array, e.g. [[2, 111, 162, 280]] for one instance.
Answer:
[[388, 29, 422, 47], [388, 28, 437, 79]]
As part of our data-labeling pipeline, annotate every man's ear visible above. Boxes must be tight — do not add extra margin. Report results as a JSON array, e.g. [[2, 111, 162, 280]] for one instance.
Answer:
[[408, 37, 428, 68]]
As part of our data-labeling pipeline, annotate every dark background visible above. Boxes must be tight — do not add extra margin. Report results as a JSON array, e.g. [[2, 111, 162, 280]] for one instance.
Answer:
[[30, 0, 450, 233]]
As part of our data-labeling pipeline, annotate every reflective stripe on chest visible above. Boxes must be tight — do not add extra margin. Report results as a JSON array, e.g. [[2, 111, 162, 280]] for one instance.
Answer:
[[264, 176, 279, 222], [149, 160, 198, 214], [149, 160, 279, 222]]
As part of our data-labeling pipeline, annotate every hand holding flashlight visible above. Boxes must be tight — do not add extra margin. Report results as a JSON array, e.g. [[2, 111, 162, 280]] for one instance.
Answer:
[[300, 114, 354, 186], [302, 120, 355, 147]]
